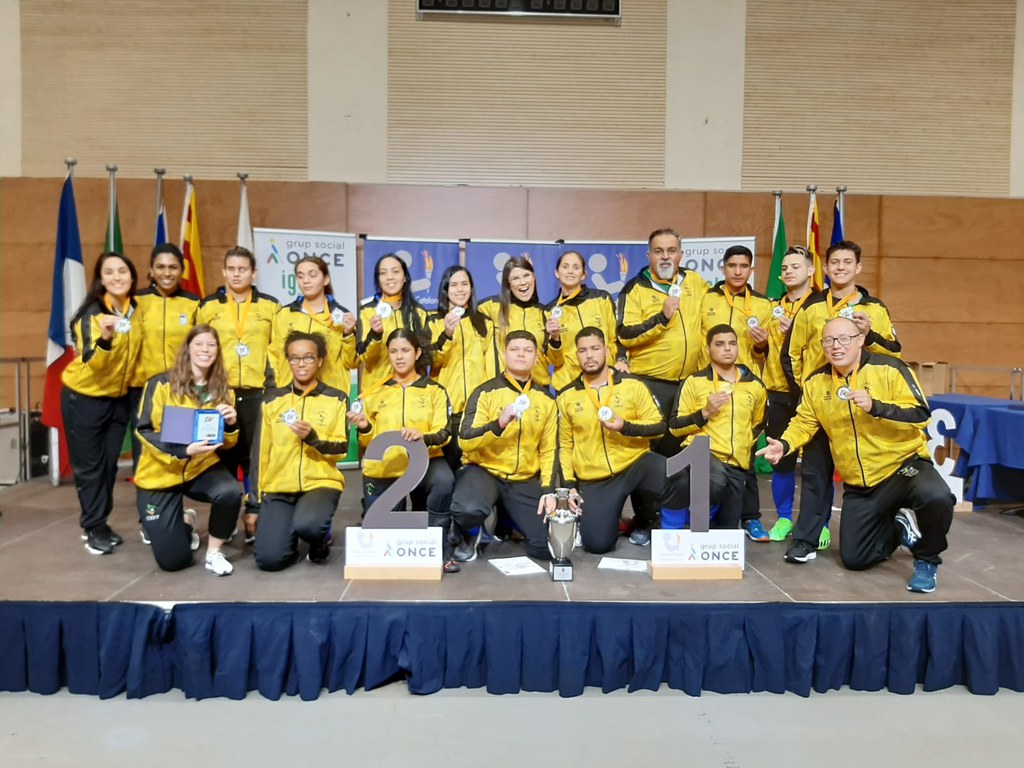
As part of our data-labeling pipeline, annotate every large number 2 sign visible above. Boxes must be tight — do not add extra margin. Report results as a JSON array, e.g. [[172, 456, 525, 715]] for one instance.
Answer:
[[665, 435, 712, 533], [926, 408, 964, 504], [361, 432, 430, 529]]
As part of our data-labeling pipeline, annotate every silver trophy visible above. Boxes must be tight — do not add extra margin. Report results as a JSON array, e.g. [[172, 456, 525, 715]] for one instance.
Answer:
[[542, 488, 583, 581]]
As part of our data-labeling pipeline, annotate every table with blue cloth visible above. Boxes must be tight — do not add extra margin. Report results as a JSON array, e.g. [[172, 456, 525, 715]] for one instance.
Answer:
[[928, 393, 1024, 503]]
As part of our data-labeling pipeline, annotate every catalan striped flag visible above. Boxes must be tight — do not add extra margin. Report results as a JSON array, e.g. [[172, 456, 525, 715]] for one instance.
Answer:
[[179, 180, 205, 296], [806, 190, 824, 291]]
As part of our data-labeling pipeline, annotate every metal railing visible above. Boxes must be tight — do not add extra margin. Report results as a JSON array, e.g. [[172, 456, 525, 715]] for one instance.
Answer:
[[0, 356, 49, 484], [949, 365, 1024, 400]]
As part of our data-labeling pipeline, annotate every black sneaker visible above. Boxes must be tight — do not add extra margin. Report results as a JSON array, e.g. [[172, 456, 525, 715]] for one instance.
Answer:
[[443, 558, 461, 574], [307, 537, 330, 564], [784, 541, 817, 564], [81, 526, 123, 547], [628, 528, 652, 546], [83, 529, 116, 555]]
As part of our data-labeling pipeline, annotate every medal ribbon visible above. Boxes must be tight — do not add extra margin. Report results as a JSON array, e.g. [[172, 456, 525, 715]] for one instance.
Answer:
[[505, 374, 533, 396], [831, 364, 860, 397], [291, 380, 319, 413], [354, 375, 392, 406], [646, 269, 682, 296], [780, 289, 812, 319], [302, 298, 338, 331], [232, 290, 253, 341], [722, 286, 753, 318], [584, 374, 615, 412], [556, 287, 582, 306], [712, 368, 737, 392], [825, 291, 859, 318], [103, 295, 132, 318]]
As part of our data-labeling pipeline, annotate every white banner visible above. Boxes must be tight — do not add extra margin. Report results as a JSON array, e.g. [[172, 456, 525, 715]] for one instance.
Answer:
[[651, 529, 746, 570], [252, 228, 358, 310], [344, 527, 443, 567], [681, 236, 757, 287]]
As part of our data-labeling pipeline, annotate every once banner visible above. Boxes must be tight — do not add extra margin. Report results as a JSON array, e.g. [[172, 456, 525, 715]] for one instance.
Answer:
[[362, 237, 459, 312]]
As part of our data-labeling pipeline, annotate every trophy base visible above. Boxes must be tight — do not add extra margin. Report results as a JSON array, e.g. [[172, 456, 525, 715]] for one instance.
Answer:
[[549, 558, 573, 582]]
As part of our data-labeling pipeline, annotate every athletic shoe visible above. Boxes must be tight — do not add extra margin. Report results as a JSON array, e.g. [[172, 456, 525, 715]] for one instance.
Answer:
[[139, 528, 152, 546], [744, 520, 770, 542], [244, 523, 257, 546], [894, 508, 922, 551], [818, 527, 831, 550], [184, 508, 201, 552], [768, 518, 793, 541], [307, 537, 330, 564], [453, 528, 482, 563], [204, 550, 234, 576], [628, 528, 651, 546], [443, 558, 461, 574], [784, 541, 817, 564], [907, 559, 938, 593], [83, 529, 116, 555], [104, 526, 124, 547]]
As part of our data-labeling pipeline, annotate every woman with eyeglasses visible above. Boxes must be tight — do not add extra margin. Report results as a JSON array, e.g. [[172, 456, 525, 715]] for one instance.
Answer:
[[134, 325, 241, 576], [478, 256, 551, 387], [428, 265, 497, 471], [251, 331, 349, 570], [347, 329, 458, 573]]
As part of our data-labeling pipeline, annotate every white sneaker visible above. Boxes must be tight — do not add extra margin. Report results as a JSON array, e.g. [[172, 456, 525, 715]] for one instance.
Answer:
[[139, 529, 151, 545], [184, 508, 201, 552], [204, 549, 233, 576]]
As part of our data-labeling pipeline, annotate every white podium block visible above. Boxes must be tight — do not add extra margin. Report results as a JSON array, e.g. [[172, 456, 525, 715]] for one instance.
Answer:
[[649, 529, 745, 581], [343, 526, 442, 581]]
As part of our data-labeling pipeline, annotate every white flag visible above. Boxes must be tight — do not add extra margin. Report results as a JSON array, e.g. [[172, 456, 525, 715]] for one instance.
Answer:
[[237, 181, 254, 252]]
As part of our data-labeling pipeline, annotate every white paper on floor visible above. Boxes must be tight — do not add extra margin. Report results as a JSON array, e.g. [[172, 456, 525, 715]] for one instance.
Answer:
[[597, 557, 649, 573], [489, 556, 547, 576]]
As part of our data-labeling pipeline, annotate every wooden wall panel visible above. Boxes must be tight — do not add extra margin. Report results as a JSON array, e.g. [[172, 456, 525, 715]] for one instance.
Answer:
[[881, 259, 1024, 325], [879, 197, 1024, 261], [526, 190, 704, 242]]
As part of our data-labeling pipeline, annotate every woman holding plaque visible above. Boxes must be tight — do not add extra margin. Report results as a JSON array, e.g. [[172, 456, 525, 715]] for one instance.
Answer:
[[357, 253, 429, 391], [198, 246, 280, 544], [135, 325, 241, 576], [251, 331, 349, 570], [62, 252, 144, 556], [478, 256, 550, 387], [347, 329, 458, 573], [428, 265, 497, 471], [544, 250, 625, 391], [270, 255, 358, 391]]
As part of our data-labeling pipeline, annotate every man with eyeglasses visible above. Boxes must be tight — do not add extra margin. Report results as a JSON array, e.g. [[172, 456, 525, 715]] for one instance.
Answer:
[[759, 317, 952, 593], [780, 240, 900, 559], [617, 227, 708, 456]]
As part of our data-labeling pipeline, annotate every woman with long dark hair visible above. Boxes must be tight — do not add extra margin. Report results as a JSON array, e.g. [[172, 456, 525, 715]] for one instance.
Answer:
[[545, 250, 626, 391], [62, 251, 143, 555], [357, 253, 428, 391], [478, 255, 550, 387], [135, 325, 241, 575], [347, 328, 458, 573], [270, 255, 358, 391], [429, 265, 496, 470]]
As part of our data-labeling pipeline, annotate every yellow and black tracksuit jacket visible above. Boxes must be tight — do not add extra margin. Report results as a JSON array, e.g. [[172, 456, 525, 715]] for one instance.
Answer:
[[428, 311, 499, 414], [197, 287, 280, 390], [358, 375, 451, 479], [129, 286, 200, 387], [62, 299, 144, 397], [545, 285, 622, 391], [271, 296, 358, 391], [459, 374, 557, 488], [778, 351, 931, 488], [763, 289, 819, 394], [134, 374, 238, 489], [357, 296, 429, 391], [616, 267, 708, 382], [478, 296, 551, 387], [251, 381, 349, 498], [783, 286, 901, 391], [669, 365, 767, 471], [697, 283, 774, 372], [556, 371, 664, 484]]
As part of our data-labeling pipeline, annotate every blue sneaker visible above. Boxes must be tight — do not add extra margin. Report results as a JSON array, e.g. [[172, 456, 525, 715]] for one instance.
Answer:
[[907, 559, 938, 593], [894, 507, 922, 550], [744, 519, 770, 542]]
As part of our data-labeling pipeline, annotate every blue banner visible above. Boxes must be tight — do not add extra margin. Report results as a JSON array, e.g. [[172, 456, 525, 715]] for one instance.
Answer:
[[362, 238, 460, 311], [558, 241, 648, 299], [464, 240, 561, 304]]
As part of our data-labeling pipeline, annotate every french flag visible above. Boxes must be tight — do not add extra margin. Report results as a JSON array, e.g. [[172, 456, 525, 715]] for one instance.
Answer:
[[41, 175, 86, 478]]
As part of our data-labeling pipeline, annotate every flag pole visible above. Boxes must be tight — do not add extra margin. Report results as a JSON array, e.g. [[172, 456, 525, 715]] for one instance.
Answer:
[[772, 189, 783, 244], [49, 158, 78, 487], [836, 185, 847, 237], [106, 164, 118, 252], [154, 167, 165, 221]]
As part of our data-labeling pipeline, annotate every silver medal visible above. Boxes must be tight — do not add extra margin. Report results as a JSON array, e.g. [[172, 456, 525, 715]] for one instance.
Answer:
[[451, 306, 465, 318], [282, 409, 299, 425], [513, 394, 531, 414], [236, 342, 250, 358], [115, 318, 131, 334], [350, 400, 364, 415], [597, 406, 614, 423], [719, 382, 734, 394], [331, 307, 345, 325], [747, 316, 760, 328], [375, 301, 393, 319], [772, 306, 785, 319], [551, 306, 564, 320], [837, 386, 852, 401], [839, 307, 854, 320], [668, 284, 682, 298]]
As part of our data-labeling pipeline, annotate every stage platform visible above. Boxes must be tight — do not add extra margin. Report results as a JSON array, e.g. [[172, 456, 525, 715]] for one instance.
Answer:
[[2, 471, 1023, 700]]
